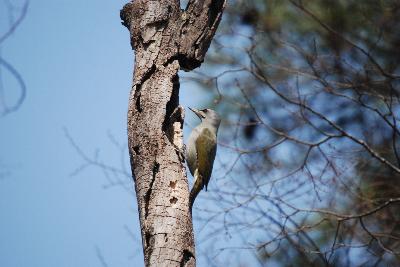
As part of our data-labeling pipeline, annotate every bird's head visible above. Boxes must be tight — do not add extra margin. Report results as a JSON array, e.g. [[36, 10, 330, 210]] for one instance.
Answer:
[[189, 107, 221, 129]]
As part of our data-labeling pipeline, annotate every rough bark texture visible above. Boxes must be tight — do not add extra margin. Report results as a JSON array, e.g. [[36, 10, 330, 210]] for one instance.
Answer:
[[120, 1, 226, 266]]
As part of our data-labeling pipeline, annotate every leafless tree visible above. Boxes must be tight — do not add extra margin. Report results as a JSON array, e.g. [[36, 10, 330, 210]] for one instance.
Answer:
[[119, 1, 226, 266], [0, 0, 28, 117], [182, 1, 400, 266], [71, 1, 400, 266]]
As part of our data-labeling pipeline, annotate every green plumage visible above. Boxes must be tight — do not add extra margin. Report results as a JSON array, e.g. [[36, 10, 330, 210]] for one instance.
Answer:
[[186, 108, 221, 210], [195, 128, 216, 191]]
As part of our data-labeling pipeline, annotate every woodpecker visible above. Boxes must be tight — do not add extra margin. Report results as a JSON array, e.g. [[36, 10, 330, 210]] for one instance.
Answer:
[[186, 107, 221, 209]]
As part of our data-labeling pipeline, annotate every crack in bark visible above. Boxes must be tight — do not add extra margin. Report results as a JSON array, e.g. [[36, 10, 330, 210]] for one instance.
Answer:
[[162, 73, 180, 136], [145, 231, 151, 247], [144, 161, 160, 218], [208, 0, 225, 28], [135, 92, 143, 112], [133, 145, 140, 155], [134, 64, 157, 112], [180, 249, 195, 267], [179, 55, 202, 71], [142, 39, 155, 50], [137, 64, 157, 88], [162, 53, 201, 72], [145, 229, 154, 262], [164, 233, 168, 242]]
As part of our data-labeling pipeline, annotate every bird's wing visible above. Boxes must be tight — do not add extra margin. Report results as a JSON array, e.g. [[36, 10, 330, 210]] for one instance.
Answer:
[[195, 127, 217, 190]]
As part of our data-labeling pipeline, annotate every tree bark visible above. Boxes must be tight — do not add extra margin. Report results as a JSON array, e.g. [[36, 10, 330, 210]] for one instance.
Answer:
[[120, 1, 226, 266]]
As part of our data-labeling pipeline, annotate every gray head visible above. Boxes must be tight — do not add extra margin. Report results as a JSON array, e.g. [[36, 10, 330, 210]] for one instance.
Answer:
[[189, 107, 221, 129]]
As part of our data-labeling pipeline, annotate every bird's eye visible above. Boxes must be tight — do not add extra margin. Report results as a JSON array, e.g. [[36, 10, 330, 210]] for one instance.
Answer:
[[202, 109, 208, 113]]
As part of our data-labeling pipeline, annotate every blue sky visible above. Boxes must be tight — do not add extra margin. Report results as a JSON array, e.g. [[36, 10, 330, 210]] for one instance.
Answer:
[[0, 1, 210, 266], [3, 2, 396, 266]]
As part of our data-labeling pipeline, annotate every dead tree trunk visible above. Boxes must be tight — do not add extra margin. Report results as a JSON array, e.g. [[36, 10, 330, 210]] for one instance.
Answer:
[[120, 1, 226, 266]]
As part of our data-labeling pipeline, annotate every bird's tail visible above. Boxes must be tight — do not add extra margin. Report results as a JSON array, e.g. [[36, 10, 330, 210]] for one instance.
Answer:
[[189, 169, 203, 211]]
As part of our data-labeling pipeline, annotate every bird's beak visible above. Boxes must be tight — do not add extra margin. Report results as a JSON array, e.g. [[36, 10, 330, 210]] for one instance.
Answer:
[[189, 107, 205, 119]]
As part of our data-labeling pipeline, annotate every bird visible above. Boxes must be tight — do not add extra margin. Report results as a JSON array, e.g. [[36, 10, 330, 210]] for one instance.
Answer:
[[186, 107, 221, 209]]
